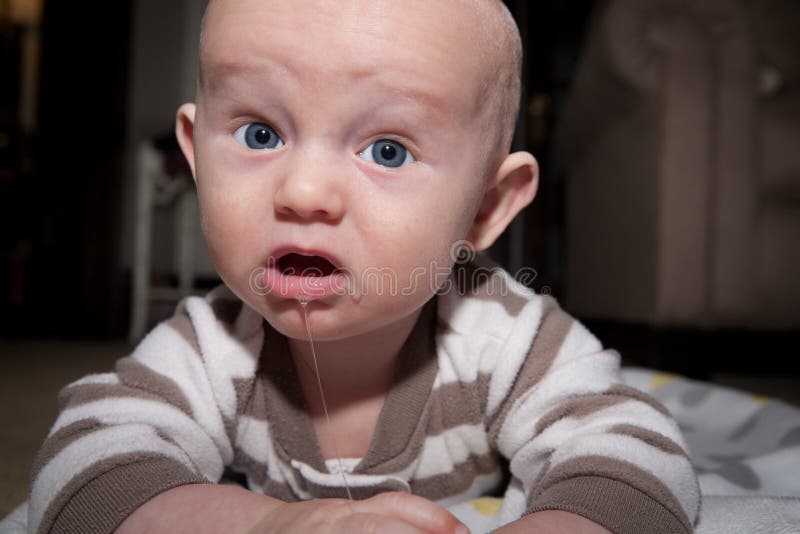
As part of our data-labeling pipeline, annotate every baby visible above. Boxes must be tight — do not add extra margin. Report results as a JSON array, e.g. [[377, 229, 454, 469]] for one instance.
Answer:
[[29, 0, 700, 532]]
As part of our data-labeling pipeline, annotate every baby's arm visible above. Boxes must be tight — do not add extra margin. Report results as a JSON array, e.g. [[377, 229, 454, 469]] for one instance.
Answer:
[[118, 485, 466, 534], [28, 303, 235, 533], [496, 510, 611, 533], [488, 297, 700, 533], [116, 484, 279, 533]]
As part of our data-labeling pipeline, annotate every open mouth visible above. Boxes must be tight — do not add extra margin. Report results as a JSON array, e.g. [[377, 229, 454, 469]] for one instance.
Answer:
[[277, 252, 340, 277], [261, 249, 349, 300]]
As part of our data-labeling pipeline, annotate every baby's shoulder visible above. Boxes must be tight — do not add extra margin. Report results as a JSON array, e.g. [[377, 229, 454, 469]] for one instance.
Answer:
[[130, 285, 264, 374]]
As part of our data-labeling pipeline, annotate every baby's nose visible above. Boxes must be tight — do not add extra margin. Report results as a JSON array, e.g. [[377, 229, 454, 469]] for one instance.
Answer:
[[273, 161, 345, 222]]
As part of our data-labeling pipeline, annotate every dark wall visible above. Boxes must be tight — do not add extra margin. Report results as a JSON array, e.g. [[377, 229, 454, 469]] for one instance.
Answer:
[[4, 1, 132, 337], [491, 0, 596, 294]]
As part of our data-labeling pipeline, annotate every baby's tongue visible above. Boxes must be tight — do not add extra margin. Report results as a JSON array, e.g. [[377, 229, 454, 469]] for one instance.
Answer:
[[280, 253, 336, 277]]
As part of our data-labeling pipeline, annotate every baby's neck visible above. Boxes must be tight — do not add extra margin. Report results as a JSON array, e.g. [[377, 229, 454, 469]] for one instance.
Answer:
[[288, 308, 423, 460]]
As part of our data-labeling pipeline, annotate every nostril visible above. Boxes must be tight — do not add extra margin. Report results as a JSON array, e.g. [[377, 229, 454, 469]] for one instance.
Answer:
[[275, 203, 333, 220], [276, 204, 297, 217]]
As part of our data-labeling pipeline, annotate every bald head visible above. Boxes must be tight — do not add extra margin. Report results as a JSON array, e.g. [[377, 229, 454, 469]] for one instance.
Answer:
[[471, 0, 523, 155], [198, 0, 522, 158]]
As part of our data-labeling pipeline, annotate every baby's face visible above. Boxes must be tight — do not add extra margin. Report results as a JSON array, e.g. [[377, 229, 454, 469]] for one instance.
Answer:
[[185, 0, 503, 341]]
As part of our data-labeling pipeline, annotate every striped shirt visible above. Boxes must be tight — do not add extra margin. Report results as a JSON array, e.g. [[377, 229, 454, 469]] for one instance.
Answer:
[[29, 260, 700, 533]]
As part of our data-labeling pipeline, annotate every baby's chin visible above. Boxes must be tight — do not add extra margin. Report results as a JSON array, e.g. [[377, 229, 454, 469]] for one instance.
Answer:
[[259, 292, 428, 343], [257, 294, 368, 341]]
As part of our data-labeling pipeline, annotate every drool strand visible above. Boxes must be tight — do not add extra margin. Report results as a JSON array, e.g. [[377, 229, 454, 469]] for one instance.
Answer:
[[298, 295, 354, 501]]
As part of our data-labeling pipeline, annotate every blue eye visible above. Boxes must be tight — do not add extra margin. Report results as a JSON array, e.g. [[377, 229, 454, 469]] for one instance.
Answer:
[[360, 139, 414, 168], [234, 122, 284, 150]]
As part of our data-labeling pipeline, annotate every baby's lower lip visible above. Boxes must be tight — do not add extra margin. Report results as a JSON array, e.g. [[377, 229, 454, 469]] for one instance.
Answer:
[[261, 262, 348, 300]]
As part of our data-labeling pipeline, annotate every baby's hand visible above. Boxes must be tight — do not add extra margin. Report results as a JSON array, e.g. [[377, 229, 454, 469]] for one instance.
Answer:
[[251, 492, 468, 534]]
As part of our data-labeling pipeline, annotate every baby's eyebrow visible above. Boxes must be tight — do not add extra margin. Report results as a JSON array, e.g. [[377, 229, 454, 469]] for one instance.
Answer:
[[369, 77, 450, 116], [200, 58, 453, 122], [199, 59, 278, 93]]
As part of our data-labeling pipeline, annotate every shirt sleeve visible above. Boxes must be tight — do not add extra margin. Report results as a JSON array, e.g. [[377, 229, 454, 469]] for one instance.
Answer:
[[487, 297, 701, 534], [28, 294, 256, 534]]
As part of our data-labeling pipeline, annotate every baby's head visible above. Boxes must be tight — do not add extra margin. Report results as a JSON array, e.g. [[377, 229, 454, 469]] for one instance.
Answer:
[[176, 0, 538, 341]]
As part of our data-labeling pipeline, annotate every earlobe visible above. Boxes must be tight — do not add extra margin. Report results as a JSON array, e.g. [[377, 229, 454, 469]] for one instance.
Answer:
[[175, 103, 198, 179], [469, 151, 539, 251]]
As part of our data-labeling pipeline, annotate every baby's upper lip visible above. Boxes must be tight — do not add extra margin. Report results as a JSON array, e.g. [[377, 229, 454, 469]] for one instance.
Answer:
[[268, 246, 344, 270]]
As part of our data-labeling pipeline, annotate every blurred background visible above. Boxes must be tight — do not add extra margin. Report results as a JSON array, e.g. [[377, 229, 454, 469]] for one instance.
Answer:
[[1, 0, 799, 517]]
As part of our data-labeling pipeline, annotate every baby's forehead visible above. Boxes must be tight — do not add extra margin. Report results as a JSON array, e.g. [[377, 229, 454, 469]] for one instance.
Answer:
[[203, 2, 498, 95], [201, 0, 513, 73]]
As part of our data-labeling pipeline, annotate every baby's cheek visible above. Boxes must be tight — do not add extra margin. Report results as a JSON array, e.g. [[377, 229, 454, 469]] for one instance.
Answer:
[[199, 198, 265, 274]]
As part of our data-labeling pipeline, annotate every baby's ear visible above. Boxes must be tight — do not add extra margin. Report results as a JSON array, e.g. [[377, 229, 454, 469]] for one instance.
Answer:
[[468, 151, 538, 251], [175, 103, 198, 179]]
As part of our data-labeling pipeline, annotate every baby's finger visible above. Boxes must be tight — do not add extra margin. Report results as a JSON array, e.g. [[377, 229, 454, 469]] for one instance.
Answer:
[[356, 492, 468, 534]]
